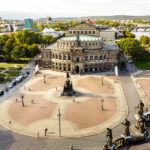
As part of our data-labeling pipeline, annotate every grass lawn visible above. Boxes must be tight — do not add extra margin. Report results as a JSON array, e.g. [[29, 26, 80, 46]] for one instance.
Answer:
[[0, 78, 12, 84], [5, 71, 19, 77], [0, 67, 5, 70], [134, 60, 150, 70], [0, 63, 25, 68], [0, 73, 6, 78]]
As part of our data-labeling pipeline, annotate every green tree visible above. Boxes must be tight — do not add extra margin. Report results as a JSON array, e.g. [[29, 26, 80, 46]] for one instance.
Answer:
[[15, 30, 42, 45], [3, 39, 14, 60], [140, 35, 150, 45], [117, 38, 150, 61], [27, 44, 40, 57], [0, 34, 9, 48], [10, 43, 23, 61], [42, 35, 56, 44], [121, 30, 135, 38]]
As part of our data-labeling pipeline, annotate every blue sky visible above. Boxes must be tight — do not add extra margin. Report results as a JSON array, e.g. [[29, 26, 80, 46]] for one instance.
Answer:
[[0, 0, 150, 19]]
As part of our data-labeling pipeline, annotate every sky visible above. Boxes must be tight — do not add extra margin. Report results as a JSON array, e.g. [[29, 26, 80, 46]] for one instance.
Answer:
[[0, 0, 150, 19]]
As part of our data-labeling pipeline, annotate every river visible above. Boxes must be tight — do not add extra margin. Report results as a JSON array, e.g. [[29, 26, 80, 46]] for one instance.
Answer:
[[131, 32, 150, 40]]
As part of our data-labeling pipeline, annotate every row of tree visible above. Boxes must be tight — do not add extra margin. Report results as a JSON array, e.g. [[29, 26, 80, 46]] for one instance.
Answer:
[[0, 30, 56, 61], [95, 20, 136, 28], [117, 38, 150, 61], [35, 21, 80, 32]]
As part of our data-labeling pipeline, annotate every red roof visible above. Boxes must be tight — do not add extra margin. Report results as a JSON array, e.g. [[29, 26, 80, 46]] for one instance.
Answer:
[[86, 20, 96, 24]]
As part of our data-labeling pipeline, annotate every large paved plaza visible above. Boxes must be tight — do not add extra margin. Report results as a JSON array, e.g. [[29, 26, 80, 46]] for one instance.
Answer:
[[0, 70, 127, 139]]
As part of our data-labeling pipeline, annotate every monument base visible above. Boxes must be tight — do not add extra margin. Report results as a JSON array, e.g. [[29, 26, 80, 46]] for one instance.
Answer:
[[61, 90, 76, 96]]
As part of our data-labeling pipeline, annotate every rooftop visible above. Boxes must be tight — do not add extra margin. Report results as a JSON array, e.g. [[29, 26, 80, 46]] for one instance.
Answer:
[[60, 35, 102, 41], [43, 41, 119, 51]]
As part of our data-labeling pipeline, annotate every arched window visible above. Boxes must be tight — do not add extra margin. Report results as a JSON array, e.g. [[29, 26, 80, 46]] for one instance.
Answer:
[[59, 55, 62, 60], [100, 55, 102, 60]]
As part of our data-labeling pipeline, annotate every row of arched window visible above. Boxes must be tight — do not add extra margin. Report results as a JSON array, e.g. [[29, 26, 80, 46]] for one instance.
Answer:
[[52, 54, 71, 60]]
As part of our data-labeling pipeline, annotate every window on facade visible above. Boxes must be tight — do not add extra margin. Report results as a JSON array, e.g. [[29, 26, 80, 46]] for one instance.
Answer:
[[77, 57, 79, 62], [52, 54, 54, 58], [85, 56, 88, 61], [68, 55, 71, 60], [81, 31, 83, 34], [95, 56, 98, 60], [59, 55, 62, 60], [63, 55, 66, 60], [89, 31, 91, 34], [69, 31, 72, 34], [90, 56, 93, 60], [85, 31, 87, 34], [73, 31, 76, 34], [93, 31, 95, 34], [89, 43, 91, 45], [93, 43, 94, 45], [77, 31, 79, 34], [104, 55, 106, 59], [100, 55, 102, 60]]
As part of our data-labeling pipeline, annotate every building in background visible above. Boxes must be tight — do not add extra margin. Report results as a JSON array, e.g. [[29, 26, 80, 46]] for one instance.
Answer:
[[24, 18, 33, 29], [42, 28, 65, 38], [36, 22, 127, 73], [47, 16, 53, 25], [13, 24, 25, 32]]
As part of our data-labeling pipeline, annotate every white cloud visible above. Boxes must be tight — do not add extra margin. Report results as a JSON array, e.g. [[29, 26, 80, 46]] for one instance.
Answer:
[[0, 0, 150, 19]]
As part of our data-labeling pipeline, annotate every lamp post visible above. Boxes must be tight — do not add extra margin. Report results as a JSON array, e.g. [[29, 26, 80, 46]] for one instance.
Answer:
[[43, 74, 46, 83], [57, 109, 61, 137], [101, 77, 104, 86], [45, 128, 48, 136], [101, 98, 104, 110], [21, 95, 24, 107]]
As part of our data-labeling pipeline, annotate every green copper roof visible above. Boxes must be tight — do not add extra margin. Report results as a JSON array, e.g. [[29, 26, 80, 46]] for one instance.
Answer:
[[60, 35, 102, 41]]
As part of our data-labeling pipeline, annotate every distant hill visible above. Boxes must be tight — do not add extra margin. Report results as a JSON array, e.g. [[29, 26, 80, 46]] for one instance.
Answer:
[[36, 15, 150, 21], [80, 15, 150, 20]]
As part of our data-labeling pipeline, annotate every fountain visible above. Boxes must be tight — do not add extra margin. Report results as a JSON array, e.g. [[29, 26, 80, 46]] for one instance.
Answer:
[[61, 72, 76, 96]]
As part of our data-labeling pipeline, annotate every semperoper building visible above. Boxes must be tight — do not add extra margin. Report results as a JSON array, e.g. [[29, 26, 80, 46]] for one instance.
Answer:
[[36, 22, 127, 74]]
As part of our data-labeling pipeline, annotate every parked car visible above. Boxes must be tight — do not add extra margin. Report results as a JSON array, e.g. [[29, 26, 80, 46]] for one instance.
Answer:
[[22, 74, 27, 78], [12, 80, 17, 86], [0, 89, 4, 96], [16, 76, 23, 82], [26, 69, 30, 75], [8, 83, 13, 89]]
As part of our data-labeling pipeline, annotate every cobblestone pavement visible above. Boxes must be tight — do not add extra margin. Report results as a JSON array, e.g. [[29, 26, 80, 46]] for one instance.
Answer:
[[0, 71, 141, 150]]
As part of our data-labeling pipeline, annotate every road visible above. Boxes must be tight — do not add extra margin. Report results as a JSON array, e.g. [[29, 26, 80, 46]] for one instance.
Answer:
[[0, 67, 142, 150], [0, 68, 34, 102]]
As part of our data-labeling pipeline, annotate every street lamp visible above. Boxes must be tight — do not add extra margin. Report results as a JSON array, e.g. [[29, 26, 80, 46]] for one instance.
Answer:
[[100, 98, 104, 110], [21, 95, 24, 107], [57, 109, 61, 137], [45, 128, 48, 136], [43, 74, 46, 83], [101, 77, 104, 86]]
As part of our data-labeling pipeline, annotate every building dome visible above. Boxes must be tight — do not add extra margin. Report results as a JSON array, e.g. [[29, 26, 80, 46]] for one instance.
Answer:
[[48, 17, 52, 21]]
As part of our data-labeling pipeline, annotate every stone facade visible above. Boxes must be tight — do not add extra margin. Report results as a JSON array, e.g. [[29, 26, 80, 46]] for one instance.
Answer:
[[38, 22, 125, 74]]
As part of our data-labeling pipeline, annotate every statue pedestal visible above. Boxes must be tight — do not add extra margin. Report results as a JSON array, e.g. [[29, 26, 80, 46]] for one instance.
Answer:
[[61, 90, 76, 96], [61, 77, 76, 97]]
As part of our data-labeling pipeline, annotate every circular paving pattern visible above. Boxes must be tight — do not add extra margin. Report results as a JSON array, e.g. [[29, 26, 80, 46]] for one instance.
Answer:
[[0, 71, 128, 138]]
